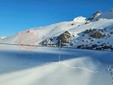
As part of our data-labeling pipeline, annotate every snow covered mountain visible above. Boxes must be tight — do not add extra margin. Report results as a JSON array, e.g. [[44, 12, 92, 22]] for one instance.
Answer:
[[0, 17, 87, 45], [97, 9, 113, 19], [1, 9, 113, 51]]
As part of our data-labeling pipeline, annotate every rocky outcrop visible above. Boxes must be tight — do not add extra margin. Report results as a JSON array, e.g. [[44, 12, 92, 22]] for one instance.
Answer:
[[40, 31, 72, 47], [84, 29, 104, 38], [77, 44, 113, 51], [56, 31, 71, 47], [57, 31, 71, 43], [75, 26, 113, 51], [88, 11, 102, 20], [90, 30, 103, 38]]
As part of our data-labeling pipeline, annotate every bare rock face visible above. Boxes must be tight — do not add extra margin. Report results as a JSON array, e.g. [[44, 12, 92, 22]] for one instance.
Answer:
[[85, 29, 104, 38], [57, 31, 71, 43], [85, 29, 94, 34], [90, 30, 103, 38], [93, 11, 102, 17]]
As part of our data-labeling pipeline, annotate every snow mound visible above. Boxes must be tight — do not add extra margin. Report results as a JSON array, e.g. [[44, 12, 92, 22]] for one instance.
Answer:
[[73, 16, 86, 23]]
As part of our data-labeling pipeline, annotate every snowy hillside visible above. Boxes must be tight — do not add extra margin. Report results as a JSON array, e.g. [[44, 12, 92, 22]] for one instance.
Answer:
[[0, 17, 87, 45], [1, 9, 113, 51], [98, 9, 113, 19], [40, 18, 113, 51]]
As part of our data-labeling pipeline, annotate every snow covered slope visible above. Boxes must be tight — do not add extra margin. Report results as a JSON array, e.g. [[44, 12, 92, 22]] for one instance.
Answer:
[[97, 9, 113, 19], [0, 19, 86, 45], [69, 19, 113, 49], [40, 18, 113, 51], [0, 45, 113, 85]]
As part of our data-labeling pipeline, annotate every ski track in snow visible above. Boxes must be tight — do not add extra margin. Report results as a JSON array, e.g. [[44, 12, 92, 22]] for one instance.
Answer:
[[60, 62, 98, 73]]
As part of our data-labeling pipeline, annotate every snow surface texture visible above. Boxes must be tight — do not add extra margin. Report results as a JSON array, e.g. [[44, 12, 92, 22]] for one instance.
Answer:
[[0, 45, 113, 85]]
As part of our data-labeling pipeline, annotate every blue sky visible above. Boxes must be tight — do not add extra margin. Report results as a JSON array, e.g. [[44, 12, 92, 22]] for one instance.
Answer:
[[0, 0, 113, 36]]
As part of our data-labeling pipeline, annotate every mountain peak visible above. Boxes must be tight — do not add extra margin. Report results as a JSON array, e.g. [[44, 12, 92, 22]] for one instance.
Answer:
[[73, 16, 86, 23]]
